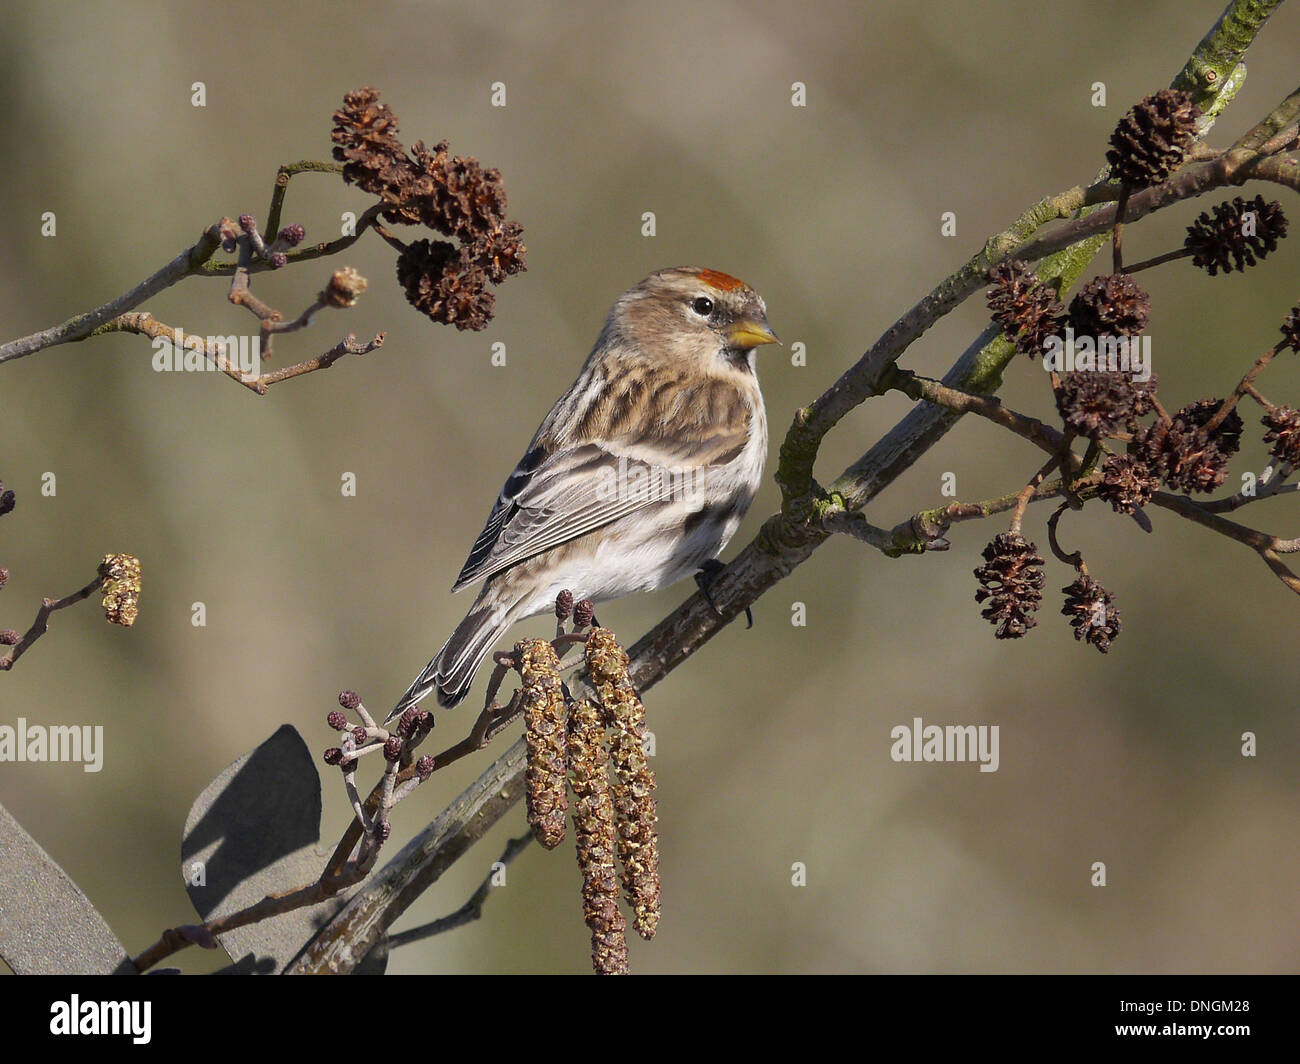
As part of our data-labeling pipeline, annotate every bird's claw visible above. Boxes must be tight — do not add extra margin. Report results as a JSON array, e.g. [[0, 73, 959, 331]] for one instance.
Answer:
[[695, 560, 754, 629]]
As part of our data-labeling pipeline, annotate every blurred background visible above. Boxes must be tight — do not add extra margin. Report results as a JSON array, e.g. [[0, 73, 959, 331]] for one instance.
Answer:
[[1, 0, 1297, 974]]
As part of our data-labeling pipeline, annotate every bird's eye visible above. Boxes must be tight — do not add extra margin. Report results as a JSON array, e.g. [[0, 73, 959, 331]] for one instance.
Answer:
[[691, 296, 714, 317]]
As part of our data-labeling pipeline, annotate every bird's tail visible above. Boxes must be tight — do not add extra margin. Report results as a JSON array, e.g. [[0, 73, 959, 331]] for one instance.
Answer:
[[387, 593, 523, 722]]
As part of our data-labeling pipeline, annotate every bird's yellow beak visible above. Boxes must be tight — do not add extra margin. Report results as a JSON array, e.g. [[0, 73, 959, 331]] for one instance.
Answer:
[[727, 316, 781, 349]]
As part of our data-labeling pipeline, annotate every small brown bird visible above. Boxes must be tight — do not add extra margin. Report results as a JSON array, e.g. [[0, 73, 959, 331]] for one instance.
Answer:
[[390, 267, 778, 717]]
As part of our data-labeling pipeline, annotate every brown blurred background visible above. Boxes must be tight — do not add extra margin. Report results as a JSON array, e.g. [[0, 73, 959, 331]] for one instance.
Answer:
[[1, 0, 1297, 974]]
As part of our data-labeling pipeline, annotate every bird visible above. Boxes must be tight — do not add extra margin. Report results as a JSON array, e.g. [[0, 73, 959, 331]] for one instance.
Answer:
[[388, 266, 778, 720]]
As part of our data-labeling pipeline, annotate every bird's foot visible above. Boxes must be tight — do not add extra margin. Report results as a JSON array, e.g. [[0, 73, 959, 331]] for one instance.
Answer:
[[695, 559, 753, 629]]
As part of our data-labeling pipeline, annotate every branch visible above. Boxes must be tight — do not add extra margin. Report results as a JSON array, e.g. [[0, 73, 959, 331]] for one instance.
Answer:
[[131, 862, 371, 973], [286, 736, 530, 973], [1, 554, 140, 671], [1200, 471, 1296, 512], [773, 0, 1279, 515], [1149, 490, 1300, 594], [0, 223, 224, 364], [887, 368, 1067, 457], [385, 834, 534, 949], [197, 202, 385, 277], [0, 576, 103, 671], [822, 477, 1072, 555], [1010, 145, 1300, 268], [774, 187, 1090, 513], [92, 311, 384, 396]]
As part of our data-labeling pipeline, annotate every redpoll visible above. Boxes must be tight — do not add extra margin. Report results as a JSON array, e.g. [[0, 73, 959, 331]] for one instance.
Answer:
[[389, 267, 778, 716]]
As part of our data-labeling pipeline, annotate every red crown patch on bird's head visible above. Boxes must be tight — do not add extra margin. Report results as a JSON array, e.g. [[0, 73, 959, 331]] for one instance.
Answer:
[[693, 268, 746, 292]]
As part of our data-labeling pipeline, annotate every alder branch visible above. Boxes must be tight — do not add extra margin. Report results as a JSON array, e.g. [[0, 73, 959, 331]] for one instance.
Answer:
[[0, 181, 385, 367], [91, 311, 384, 396], [0, 223, 225, 365], [1009, 146, 1300, 267], [0, 576, 103, 671], [286, 736, 530, 973], [887, 368, 1067, 457], [385, 834, 534, 949], [1200, 471, 1296, 512], [1149, 490, 1300, 595], [39, 0, 1272, 976], [822, 476, 1073, 555]]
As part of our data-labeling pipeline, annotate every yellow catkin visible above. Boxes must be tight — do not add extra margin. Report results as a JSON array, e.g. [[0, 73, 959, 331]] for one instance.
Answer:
[[98, 554, 142, 628], [567, 697, 628, 975], [585, 627, 659, 940], [518, 638, 568, 849]]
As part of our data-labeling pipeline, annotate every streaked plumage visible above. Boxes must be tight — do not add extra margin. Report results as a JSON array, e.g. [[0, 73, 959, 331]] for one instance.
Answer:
[[389, 267, 777, 717]]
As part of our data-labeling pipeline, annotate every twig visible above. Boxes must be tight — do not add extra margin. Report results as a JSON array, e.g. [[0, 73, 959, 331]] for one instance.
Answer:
[[196, 203, 385, 276], [1009, 451, 1065, 534], [1009, 149, 1300, 267], [888, 369, 1067, 457], [266, 160, 344, 239], [1200, 472, 1296, 512], [0, 575, 104, 671], [254, 333, 385, 392], [91, 312, 383, 395], [823, 477, 1074, 555], [1046, 503, 1085, 571], [286, 736, 530, 973], [1203, 342, 1281, 432], [386, 835, 534, 949], [131, 863, 371, 972], [1149, 490, 1300, 595], [773, 184, 1092, 512], [1122, 247, 1193, 274], [1231, 84, 1300, 154], [0, 223, 224, 364], [1258, 121, 1300, 156], [1112, 185, 1132, 273]]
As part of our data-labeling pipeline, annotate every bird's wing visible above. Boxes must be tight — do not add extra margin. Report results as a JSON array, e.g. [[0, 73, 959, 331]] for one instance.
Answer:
[[452, 381, 752, 591]]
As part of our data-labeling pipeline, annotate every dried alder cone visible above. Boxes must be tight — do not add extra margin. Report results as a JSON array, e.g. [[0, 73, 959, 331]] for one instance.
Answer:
[[986, 259, 1065, 358], [396, 239, 496, 332], [330, 87, 526, 330], [1140, 399, 1243, 494], [974, 533, 1046, 639], [1054, 369, 1157, 438], [1262, 407, 1300, 468], [1068, 273, 1151, 338], [1184, 195, 1288, 275], [1105, 88, 1200, 189], [1061, 577, 1121, 654], [1098, 452, 1160, 515]]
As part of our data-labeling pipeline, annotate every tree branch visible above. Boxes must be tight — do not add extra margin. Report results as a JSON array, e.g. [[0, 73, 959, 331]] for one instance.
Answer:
[[0, 223, 225, 365]]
